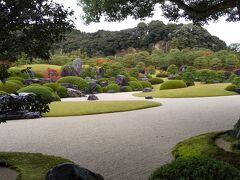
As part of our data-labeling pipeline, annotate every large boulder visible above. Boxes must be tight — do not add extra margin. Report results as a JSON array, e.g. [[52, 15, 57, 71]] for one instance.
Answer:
[[87, 94, 99, 101], [233, 116, 240, 139], [73, 58, 82, 75], [46, 163, 104, 180], [115, 75, 128, 86], [60, 83, 79, 90], [67, 88, 85, 97]]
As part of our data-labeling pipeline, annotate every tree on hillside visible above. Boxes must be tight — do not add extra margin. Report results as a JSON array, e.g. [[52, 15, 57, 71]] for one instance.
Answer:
[[0, 0, 74, 62], [78, 0, 240, 25]]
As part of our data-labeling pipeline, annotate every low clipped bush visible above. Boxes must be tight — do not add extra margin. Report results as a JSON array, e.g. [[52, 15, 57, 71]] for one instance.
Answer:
[[149, 78, 164, 85], [160, 80, 187, 90], [56, 86, 68, 98], [96, 84, 103, 93], [182, 72, 195, 86], [225, 84, 237, 91], [8, 68, 30, 79], [146, 74, 153, 79], [229, 74, 238, 83], [103, 87, 107, 93], [17, 86, 54, 103], [0, 82, 22, 93], [128, 77, 138, 81], [44, 83, 60, 91], [7, 76, 24, 82], [149, 156, 240, 180], [0, 91, 7, 95], [106, 83, 120, 92], [129, 81, 143, 91], [156, 71, 169, 78], [121, 86, 133, 92], [57, 76, 87, 90], [139, 81, 152, 89], [8, 80, 24, 87], [175, 75, 182, 80], [233, 77, 240, 87]]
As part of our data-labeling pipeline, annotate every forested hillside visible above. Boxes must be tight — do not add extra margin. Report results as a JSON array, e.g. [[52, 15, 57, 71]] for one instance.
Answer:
[[53, 21, 227, 56]]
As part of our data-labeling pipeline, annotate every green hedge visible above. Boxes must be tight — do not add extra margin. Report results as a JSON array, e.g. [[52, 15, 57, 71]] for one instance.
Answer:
[[7, 76, 24, 82], [149, 78, 164, 85], [0, 91, 7, 95], [106, 83, 120, 92], [44, 83, 60, 91], [8, 69, 30, 79], [17, 86, 54, 103], [128, 77, 138, 81], [121, 86, 133, 92], [57, 76, 87, 90], [56, 86, 68, 98], [129, 81, 143, 91], [139, 81, 152, 88], [0, 82, 22, 93], [96, 84, 103, 93], [149, 156, 240, 180], [160, 80, 187, 90], [8, 80, 24, 87], [225, 84, 237, 91]]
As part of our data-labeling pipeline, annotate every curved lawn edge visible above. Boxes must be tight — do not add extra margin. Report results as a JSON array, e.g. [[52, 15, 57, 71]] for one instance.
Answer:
[[44, 100, 161, 117], [172, 131, 240, 169], [134, 83, 237, 98], [0, 152, 71, 180]]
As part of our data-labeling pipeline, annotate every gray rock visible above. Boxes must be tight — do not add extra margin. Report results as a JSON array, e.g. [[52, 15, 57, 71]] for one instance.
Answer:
[[115, 75, 128, 86], [0, 111, 41, 121], [67, 88, 85, 97], [145, 96, 153, 99], [87, 94, 99, 101], [61, 83, 79, 90], [73, 58, 82, 75], [46, 163, 104, 180], [143, 88, 152, 92], [235, 88, 240, 94], [138, 77, 149, 81], [61, 65, 78, 77]]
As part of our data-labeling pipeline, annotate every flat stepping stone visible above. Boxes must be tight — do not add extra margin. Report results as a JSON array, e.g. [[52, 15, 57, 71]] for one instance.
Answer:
[[145, 96, 153, 99], [0, 167, 18, 180], [215, 138, 232, 152]]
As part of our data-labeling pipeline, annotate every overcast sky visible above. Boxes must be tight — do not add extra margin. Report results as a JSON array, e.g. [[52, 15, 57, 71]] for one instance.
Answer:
[[55, 0, 240, 45]]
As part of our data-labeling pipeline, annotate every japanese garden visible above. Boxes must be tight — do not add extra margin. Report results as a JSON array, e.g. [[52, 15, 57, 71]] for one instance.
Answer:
[[0, 0, 240, 179]]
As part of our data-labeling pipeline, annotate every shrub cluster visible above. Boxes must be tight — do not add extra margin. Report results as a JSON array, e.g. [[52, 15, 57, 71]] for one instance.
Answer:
[[106, 83, 120, 92], [160, 80, 187, 90], [149, 156, 240, 180], [149, 78, 164, 85], [129, 81, 143, 91], [0, 81, 22, 93], [57, 76, 87, 90], [139, 81, 152, 88]]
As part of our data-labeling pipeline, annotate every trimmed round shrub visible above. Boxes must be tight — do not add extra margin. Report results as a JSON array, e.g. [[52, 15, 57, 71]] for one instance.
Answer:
[[103, 87, 107, 93], [96, 84, 103, 93], [56, 86, 68, 98], [106, 83, 120, 92], [233, 77, 240, 87], [44, 83, 60, 91], [156, 71, 169, 78], [17, 86, 54, 103], [149, 156, 240, 180], [52, 93, 61, 101], [129, 81, 143, 91], [57, 76, 87, 90], [225, 84, 237, 91], [0, 90, 7, 95], [7, 76, 24, 82], [146, 74, 153, 79], [160, 80, 187, 90], [0, 82, 22, 93], [175, 75, 182, 80], [128, 77, 138, 81], [149, 78, 164, 85], [8, 68, 30, 79], [182, 72, 195, 86], [8, 80, 24, 87], [121, 86, 133, 92], [229, 74, 238, 82], [139, 81, 152, 88]]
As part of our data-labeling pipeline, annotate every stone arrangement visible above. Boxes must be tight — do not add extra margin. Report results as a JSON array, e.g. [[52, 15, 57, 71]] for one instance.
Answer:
[[46, 163, 104, 180]]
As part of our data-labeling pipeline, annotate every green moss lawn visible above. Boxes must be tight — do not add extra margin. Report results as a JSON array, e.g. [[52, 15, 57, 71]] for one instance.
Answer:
[[135, 83, 237, 98], [10, 64, 62, 73], [0, 152, 71, 180], [44, 100, 161, 117], [172, 132, 240, 169]]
